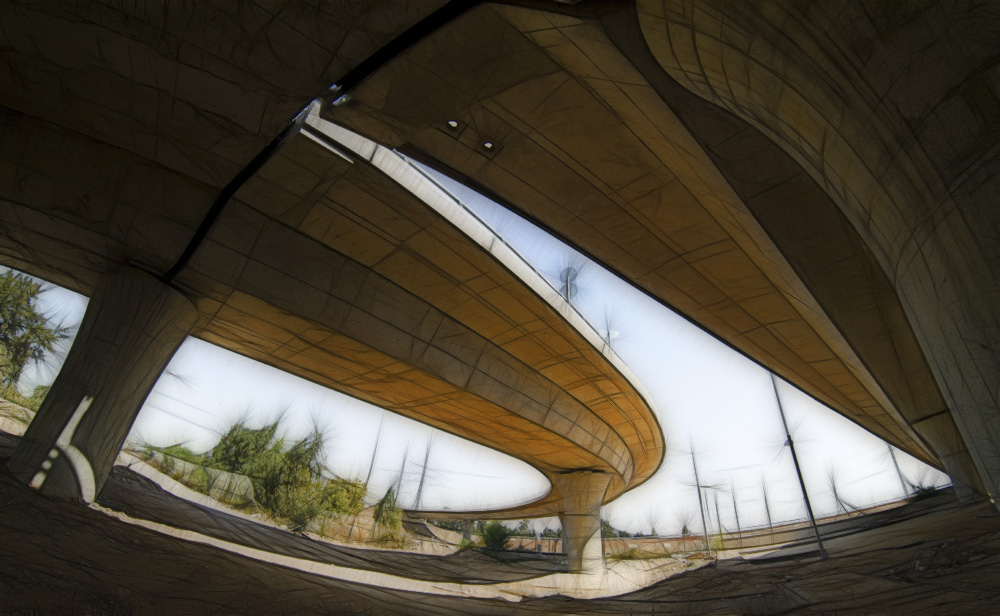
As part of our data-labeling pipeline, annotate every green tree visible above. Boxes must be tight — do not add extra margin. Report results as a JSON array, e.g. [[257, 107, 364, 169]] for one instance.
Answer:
[[481, 521, 512, 550], [0, 270, 68, 387], [208, 417, 364, 528], [601, 518, 631, 538]]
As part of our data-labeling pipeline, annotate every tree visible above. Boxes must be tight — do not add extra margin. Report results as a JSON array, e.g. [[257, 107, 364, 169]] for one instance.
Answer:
[[601, 518, 632, 538], [0, 270, 68, 387], [480, 521, 512, 550]]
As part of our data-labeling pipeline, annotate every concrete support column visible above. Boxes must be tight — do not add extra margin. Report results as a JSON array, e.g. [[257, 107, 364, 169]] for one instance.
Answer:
[[8, 268, 196, 501], [913, 414, 988, 502], [460, 520, 474, 543], [554, 470, 612, 574]]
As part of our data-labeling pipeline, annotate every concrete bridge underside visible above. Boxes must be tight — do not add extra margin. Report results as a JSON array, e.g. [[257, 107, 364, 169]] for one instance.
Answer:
[[0, 0, 998, 568]]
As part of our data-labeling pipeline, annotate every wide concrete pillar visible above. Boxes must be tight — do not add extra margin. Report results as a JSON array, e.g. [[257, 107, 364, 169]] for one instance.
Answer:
[[554, 470, 612, 574], [8, 268, 196, 501], [913, 412, 989, 502]]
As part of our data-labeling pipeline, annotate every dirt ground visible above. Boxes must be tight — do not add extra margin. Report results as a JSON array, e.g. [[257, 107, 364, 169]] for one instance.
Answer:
[[3, 429, 1000, 615]]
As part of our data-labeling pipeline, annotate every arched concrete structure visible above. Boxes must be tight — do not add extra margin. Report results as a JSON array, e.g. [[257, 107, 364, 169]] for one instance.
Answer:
[[635, 0, 1000, 500], [322, 1, 1000, 501], [0, 0, 997, 569], [2, 104, 666, 506], [0, 1, 670, 570]]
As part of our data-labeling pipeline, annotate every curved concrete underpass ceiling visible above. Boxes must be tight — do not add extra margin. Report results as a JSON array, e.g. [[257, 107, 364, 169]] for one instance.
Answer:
[[1, 1, 996, 504], [323, 1, 991, 480], [0, 0, 665, 519]]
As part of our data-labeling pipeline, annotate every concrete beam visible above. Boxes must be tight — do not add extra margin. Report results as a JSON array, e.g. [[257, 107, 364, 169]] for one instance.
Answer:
[[322, 3, 938, 466], [638, 0, 1000, 501]]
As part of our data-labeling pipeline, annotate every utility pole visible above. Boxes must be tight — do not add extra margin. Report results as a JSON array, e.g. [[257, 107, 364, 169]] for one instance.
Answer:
[[730, 476, 742, 547], [413, 438, 432, 509], [713, 491, 725, 552], [761, 472, 774, 536], [690, 440, 713, 558], [364, 415, 385, 490], [888, 443, 911, 498], [771, 373, 828, 559], [351, 415, 385, 542]]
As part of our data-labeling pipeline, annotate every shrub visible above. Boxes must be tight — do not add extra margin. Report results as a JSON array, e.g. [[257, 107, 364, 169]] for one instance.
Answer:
[[481, 521, 512, 551], [154, 443, 205, 466], [0, 382, 49, 412], [428, 518, 466, 533], [607, 546, 672, 562], [374, 487, 401, 531], [208, 418, 364, 529], [601, 518, 632, 538], [322, 478, 366, 515], [908, 483, 940, 502], [210, 420, 282, 480]]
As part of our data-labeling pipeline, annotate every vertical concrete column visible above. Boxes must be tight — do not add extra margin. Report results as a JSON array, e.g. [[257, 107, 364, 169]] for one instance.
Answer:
[[553, 470, 612, 574], [913, 413, 988, 502], [461, 520, 475, 543], [8, 268, 196, 501], [903, 278, 1000, 505]]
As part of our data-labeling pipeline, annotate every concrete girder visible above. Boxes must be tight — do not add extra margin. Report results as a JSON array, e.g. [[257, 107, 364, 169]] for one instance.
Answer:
[[636, 0, 1000, 500], [0, 109, 664, 523], [323, 3, 939, 467], [0, 0, 996, 562]]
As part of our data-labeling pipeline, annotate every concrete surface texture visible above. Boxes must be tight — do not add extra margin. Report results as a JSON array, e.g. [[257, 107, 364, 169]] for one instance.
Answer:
[[0, 0, 997, 570], [323, 1, 1000, 498], [0, 0, 666, 537], [7, 269, 196, 500]]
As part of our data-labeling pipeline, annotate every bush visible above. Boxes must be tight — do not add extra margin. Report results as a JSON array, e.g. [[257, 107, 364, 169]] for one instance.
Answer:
[[908, 483, 940, 502], [323, 478, 366, 515], [374, 487, 401, 531], [428, 518, 466, 533], [607, 546, 672, 562], [0, 382, 49, 412], [602, 518, 632, 538], [208, 418, 365, 529], [481, 521, 512, 551], [153, 443, 205, 466]]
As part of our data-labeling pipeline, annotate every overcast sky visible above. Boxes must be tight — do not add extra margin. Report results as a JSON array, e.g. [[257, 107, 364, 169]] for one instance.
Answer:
[[8, 168, 948, 535]]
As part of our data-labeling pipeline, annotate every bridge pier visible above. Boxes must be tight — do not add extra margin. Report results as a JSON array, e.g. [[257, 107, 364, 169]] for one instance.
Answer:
[[8, 268, 195, 501], [554, 470, 612, 573]]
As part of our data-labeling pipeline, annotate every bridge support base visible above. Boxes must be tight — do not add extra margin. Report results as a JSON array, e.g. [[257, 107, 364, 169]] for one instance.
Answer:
[[8, 268, 195, 501], [555, 470, 612, 574]]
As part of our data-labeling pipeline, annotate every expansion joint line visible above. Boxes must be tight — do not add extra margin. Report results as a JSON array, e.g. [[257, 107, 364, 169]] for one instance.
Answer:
[[158, 109, 309, 284]]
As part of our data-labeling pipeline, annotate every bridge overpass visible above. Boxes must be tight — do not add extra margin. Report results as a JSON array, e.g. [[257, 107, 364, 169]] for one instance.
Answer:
[[1, 0, 998, 570]]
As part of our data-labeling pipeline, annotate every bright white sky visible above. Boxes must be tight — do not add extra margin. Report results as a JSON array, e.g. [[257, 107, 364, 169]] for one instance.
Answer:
[[9, 167, 948, 536]]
